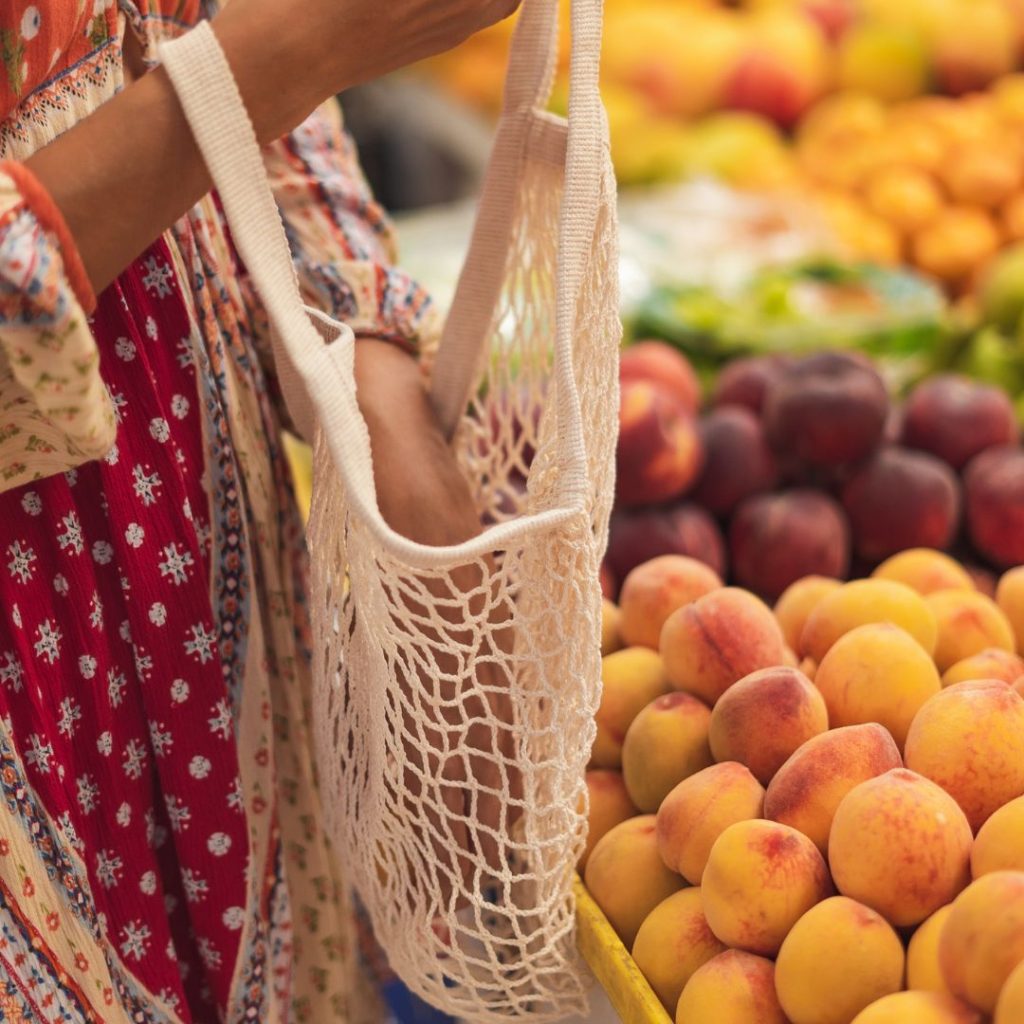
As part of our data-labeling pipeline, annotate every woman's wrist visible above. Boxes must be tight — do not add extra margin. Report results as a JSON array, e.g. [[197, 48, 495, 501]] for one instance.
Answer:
[[211, 3, 336, 145]]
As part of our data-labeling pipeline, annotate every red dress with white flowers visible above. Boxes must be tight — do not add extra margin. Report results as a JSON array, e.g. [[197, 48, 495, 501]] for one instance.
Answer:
[[0, 3, 438, 1022]]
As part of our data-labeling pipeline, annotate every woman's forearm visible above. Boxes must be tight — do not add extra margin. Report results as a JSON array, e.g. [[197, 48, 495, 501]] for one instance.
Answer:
[[25, 8, 322, 294]]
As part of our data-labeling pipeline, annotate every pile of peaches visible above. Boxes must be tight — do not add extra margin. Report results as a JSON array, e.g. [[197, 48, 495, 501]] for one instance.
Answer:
[[608, 340, 1023, 605], [583, 548, 1024, 1023]]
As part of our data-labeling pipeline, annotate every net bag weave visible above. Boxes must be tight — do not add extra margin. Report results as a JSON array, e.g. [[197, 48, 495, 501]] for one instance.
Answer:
[[161, 3, 619, 1018]]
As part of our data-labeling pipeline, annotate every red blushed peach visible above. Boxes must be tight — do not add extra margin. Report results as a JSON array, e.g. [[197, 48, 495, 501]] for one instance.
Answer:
[[692, 407, 779, 517], [607, 505, 727, 583], [842, 447, 962, 562], [709, 666, 828, 785], [616, 380, 703, 507], [765, 723, 904, 854], [660, 588, 787, 705], [901, 374, 1019, 471], [730, 490, 850, 602], [675, 950, 788, 1024], [618, 555, 721, 651], [965, 445, 1024, 568], [620, 340, 701, 414], [763, 351, 890, 469], [941, 648, 1024, 687], [713, 354, 793, 415]]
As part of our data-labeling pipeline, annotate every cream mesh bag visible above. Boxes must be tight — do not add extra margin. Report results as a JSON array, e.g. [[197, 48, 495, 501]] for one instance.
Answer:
[[161, 2, 619, 1018]]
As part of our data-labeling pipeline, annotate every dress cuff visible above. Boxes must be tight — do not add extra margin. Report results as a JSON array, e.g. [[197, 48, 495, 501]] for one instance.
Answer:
[[0, 160, 97, 314]]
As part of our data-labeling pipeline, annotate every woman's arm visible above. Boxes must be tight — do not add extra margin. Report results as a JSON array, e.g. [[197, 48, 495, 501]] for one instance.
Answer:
[[25, 0, 518, 295]]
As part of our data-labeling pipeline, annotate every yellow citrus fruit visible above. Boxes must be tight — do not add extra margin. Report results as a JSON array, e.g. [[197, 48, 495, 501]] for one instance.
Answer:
[[912, 206, 1001, 283], [863, 166, 943, 234]]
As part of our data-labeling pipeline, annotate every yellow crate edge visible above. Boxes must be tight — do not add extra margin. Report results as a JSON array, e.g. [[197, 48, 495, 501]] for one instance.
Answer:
[[574, 875, 673, 1024]]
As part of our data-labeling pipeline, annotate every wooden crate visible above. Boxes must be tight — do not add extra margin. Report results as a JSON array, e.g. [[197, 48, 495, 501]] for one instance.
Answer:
[[574, 876, 673, 1024]]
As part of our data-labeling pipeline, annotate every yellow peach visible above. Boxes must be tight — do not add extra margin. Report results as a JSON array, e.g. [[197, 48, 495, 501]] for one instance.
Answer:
[[942, 648, 1024, 687], [775, 896, 905, 1024], [997, 566, 1024, 653], [765, 723, 903, 854], [621, 692, 713, 813], [925, 589, 1016, 672], [815, 622, 941, 750], [702, 819, 832, 956], [972, 795, 1024, 876], [583, 815, 684, 948], [591, 647, 670, 768], [618, 555, 721, 651], [579, 769, 636, 871], [656, 761, 765, 884], [850, 991, 984, 1024], [660, 587, 786, 705], [939, 870, 1024, 1014], [800, 579, 938, 662], [774, 575, 842, 651], [995, 958, 1024, 1024], [675, 950, 788, 1024], [631, 888, 727, 1012], [873, 548, 976, 596], [708, 666, 828, 785], [908, 906, 954, 994], [829, 769, 973, 927], [905, 680, 1024, 831], [601, 599, 622, 657]]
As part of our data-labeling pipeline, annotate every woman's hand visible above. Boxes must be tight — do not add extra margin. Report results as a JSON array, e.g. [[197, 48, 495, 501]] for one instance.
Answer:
[[355, 340, 521, 904]]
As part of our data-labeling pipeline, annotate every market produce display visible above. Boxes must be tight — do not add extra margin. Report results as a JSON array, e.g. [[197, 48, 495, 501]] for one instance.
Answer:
[[586, 550, 1024, 1023], [607, 338, 1024, 605]]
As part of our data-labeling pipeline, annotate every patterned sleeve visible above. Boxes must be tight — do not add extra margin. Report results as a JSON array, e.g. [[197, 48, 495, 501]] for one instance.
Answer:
[[261, 98, 441, 356], [0, 171, 116, 494]]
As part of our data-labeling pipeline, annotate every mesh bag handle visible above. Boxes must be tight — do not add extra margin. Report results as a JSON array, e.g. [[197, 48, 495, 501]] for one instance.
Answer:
[[160, 1, 606, 565]]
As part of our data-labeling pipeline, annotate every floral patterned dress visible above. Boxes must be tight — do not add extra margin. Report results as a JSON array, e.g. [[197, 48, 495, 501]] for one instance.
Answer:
[[0, 3, 439, 1022]]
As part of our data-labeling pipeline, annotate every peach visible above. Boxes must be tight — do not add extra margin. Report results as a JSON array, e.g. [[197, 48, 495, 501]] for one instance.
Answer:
[[842, 448, 962, 562], [660, 588, 787, 705], [901, 374, 1019, 471], [763, 351, 889, 470], [765, 723, 903, 854], [600, 599, 621, 657], [730, 490, 851, 602], [579, 769, 636, 871], [829, 769, 973, 927], [814, 623, 941, 749], [775, 896, 905, 1024], [964, 446, 1024, 569], [1017, 676, 1024, 698], [873, 548, 975, 596], [691, 407, 779, 517], [631, 888, 727, 1012], [906, 681, 1024, 831], [926, 590, 1017, 672], [996, 958, 1024, 1024], [619, 340, 701, 415], [965, 562, 998, 598], [618, 555, 721, 651], [583, 815, 684, 947], [656, 762, 766, 884], [702, 819, 832, 956], [774, 575, 841, 651], [800, 578, 938, 662], [675, 950, 787, 1024], [939, 871, 1024, 1013], [997, 566, 1024, 653], [616, 379, 703, 507], [850, 991, 984, 1024], [942, 648, 1024, 688], [607, 504, 727, 583], [712, 354, 792, 415], [972, 796, 1024, 876], [708, 666, 828, 785], [591, 647, 670, 769], [909, 906, 955, 994], [621, 692, 713, 813]]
